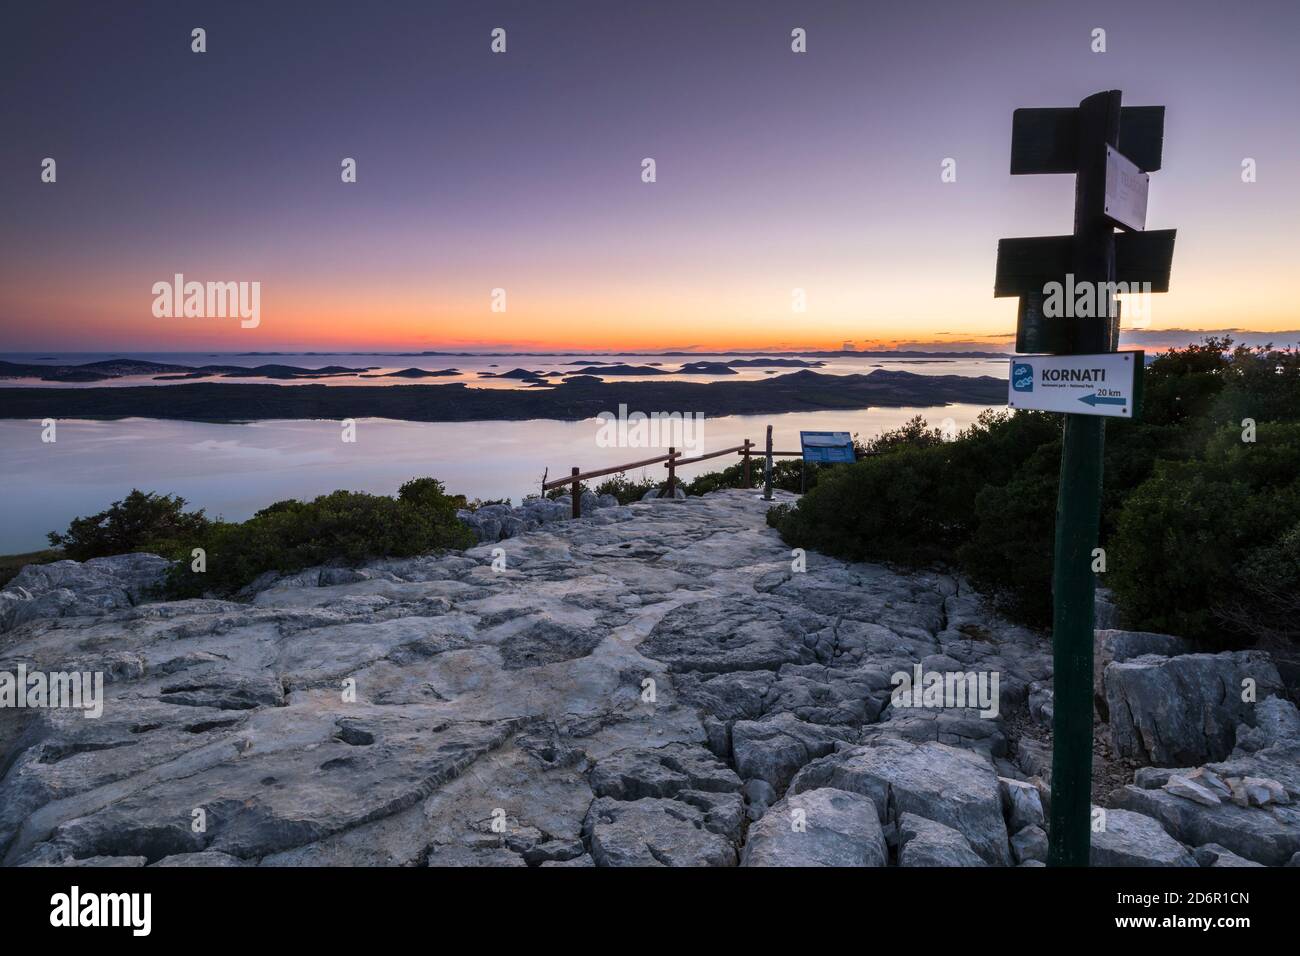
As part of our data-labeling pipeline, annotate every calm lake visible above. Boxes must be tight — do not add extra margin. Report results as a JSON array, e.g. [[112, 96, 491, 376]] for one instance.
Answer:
[[1, 403, 997, 553]]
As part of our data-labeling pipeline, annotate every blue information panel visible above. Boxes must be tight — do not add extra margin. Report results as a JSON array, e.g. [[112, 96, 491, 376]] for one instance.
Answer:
[[800, 431, 855, 464]]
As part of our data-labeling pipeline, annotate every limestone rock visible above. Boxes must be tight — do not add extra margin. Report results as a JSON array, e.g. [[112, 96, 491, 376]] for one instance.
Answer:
[[999, 777, 1045, 832], [152, 851, 251, 867], [1113, 784, 1300, 866], [589, 743, 741, 801], [741, 788, 886, 867], [0, 554, 171, 633], [1093, 587, 1122, 630], [1010, 824, 1048, 864], [426, 845, 526, 867], [1163, 774, 1223, 807], [583, 797, 736, 867], [1091, 808, 1198, 867], [1092, 628, 1188, 718], [790, 737, 1010, 865], [1105, 651, 1284, 765], [730, 713, 855, 794], [0, 489, 1059, 868], [866, 705, 1007, 757], [898, 813, 987, 867], [1193, 843, 1264, 868]]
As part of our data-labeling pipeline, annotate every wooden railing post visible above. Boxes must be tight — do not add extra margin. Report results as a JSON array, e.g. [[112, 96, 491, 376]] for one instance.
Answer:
[[571, 466, 581, 518], [763, 426, 773, 501], [742, 439, 752, 487], [665, 447, 676, 498]]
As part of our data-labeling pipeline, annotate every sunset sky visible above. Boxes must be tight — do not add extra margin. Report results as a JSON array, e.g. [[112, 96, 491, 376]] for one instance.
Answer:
[[2, 0, 1297, 353]]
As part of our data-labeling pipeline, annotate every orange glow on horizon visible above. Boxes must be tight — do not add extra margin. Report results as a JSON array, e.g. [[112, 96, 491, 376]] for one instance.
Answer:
[[5, 268, 1298, 354]]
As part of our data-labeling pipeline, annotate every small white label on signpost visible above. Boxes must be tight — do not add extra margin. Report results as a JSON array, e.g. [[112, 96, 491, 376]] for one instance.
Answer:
[[1104, 146, 1148, 231], [1008, 352, 1142, 418]]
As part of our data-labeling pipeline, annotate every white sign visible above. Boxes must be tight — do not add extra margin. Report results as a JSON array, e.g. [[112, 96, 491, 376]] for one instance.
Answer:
[[1104, 146, 1149, 231], [1008, 352, 1142, 418]]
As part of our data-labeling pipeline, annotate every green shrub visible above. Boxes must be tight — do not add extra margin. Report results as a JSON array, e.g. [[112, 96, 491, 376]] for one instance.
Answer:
[[545, 480, 590, 500], [764, 340, 1300, 645], [461, 497, 511, 511], [594, 472, 659, 504], [769, 443, 958, 565], [1109, 424, 1300, 643], [769, 409, 1061, 567], [399, 477, 471, 523], [958, 442, 1061, 626], [1216, 523, 1300, 647], [155, 479, 475, 598], [859, 415, 948, 455], [47, 490, 211, 561], [681, 460, 754, 496], [763, 408, 1101, 624]]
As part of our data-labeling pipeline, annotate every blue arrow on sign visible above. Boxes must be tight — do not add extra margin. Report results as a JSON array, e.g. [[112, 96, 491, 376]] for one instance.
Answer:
[[1080, 394, 1126, 407]]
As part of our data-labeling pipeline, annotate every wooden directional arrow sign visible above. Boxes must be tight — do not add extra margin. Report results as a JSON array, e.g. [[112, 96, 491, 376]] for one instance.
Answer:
[[994, 230, 1176, 297], [1007, 351, 1144, 418], [1010, 105, 1165, 174]]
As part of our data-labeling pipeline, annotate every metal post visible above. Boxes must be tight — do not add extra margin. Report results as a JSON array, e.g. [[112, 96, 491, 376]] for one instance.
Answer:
[[665, 447, 676, 498], [1048, 89, 1120, 867], [763, 425, 773, 501], [570, 466, 581, 519]]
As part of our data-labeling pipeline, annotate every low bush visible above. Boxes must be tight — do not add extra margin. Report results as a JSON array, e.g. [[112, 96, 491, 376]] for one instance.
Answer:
[[165, 479, 475, 597], [47, 479, 476, 599], [1108, 423, 1300, 643], [594, 473, 659, 504], [545, 480, 590, 500], [768, 410, 1060, 576], [766, 340, 1300, 645], [46, 490, 211, 561]]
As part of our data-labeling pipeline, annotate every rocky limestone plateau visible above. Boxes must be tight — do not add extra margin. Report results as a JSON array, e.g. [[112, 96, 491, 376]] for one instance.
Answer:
[[0, 490, 1296, 868]]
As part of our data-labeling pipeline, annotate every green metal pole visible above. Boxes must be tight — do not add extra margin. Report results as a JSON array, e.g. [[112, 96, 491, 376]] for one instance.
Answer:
[[1047, 412, 1104, 865], [1047, 89, 1121, 866]]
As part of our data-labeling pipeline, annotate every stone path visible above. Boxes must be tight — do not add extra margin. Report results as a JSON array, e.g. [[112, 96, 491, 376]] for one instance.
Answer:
[[1, 490, 1294, 867]]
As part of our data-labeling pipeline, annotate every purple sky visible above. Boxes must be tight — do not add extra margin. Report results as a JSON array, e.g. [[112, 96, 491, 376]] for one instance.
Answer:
[[1, 0, 1297, 352]]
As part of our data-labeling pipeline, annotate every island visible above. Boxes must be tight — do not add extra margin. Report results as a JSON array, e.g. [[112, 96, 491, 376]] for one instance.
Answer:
[[0, 368, 1008, 423]]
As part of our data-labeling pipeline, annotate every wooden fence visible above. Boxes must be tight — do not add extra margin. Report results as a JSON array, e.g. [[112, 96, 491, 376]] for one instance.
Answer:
[[540, 424, 804, 517]]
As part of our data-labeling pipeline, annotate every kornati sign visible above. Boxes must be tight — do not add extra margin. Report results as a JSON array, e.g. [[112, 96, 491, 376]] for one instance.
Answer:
[[1008, 351, 1143, 418]]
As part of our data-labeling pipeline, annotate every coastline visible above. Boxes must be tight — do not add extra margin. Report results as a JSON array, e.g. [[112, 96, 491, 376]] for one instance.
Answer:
[[0, 369, 1008, 424]]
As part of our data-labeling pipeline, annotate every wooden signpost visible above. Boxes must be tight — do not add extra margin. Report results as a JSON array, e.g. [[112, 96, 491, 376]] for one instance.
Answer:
[[997, 90, 1175, 866]]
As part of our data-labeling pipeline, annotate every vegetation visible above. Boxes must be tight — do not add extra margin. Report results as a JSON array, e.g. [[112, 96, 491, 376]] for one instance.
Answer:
[[42, 479, 475, 599], [593, 473, 657, 504], [1109, 423, 1300, 642], [47, 490, 211, 561], [767, 339, 1300, 645]]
